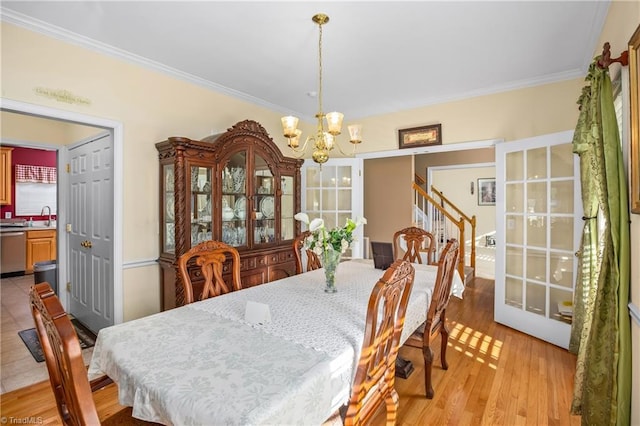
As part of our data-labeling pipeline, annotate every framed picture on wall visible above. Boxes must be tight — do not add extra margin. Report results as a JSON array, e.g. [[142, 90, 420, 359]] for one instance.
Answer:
[[398, 124, 441, 149], [478, 178, 496, 206]]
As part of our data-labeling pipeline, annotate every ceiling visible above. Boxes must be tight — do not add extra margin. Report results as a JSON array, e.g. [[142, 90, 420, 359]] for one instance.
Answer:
[[1, 1, 610, 122]]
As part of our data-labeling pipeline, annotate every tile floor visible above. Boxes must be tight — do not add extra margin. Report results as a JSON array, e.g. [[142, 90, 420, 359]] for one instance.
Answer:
[[0, 274, 93, 394]]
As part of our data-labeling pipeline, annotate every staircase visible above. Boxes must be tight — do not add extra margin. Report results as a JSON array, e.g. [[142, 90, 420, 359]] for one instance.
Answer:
[[412, 182, 477, 284]]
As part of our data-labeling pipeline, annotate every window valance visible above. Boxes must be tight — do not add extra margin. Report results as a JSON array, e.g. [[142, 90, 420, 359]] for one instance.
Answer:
[[15, 164, 57, 184]]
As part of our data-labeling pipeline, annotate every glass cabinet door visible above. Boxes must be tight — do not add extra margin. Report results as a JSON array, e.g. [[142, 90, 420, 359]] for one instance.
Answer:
[[191, 165, 213, 246], [253, 153, 275, 245], [280, 175, 294, 240], [163, 164, 175, 253], [221, 151, 247, 247]]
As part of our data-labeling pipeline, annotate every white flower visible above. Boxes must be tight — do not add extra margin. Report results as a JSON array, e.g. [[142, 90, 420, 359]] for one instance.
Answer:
[[309, 218, 324, 232], [295, 212, 364, 254], [294, 212, 310, 224]]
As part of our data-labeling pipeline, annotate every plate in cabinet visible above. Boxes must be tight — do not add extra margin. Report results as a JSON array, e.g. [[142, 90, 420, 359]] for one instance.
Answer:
[[166, 194, 175, 220], [235, 196, 247, 220], [260, 196, 274, 219]]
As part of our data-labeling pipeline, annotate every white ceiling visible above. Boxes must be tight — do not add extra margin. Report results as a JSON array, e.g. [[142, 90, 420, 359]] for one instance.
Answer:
[[1, 1, 610, 121]]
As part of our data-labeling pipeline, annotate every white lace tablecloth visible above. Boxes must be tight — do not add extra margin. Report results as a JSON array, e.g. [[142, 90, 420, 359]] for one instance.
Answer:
[[89, 260, 464, 425]]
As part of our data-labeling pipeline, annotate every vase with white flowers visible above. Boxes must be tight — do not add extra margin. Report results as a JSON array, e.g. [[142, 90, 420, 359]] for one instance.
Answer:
[[294, 212, 367, 293]]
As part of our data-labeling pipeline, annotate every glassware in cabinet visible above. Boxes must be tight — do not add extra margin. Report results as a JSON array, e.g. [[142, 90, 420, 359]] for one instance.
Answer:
[[280, 176, 294, 240], [253, 153, 275, 245], [163, 164, 175, 253], [191, 165, 213, 245], [221, 151, 248, 247]]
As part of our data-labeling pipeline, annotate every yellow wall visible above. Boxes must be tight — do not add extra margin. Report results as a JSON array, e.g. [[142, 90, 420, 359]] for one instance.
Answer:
[[432, 166, 496, 239], [1, 111, 103, 145]]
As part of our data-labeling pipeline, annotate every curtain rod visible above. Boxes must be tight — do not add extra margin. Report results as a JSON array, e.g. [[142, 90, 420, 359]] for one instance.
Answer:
[[597, 42, 629, 69]]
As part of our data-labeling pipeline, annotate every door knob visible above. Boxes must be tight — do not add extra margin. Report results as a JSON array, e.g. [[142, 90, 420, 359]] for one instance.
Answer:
[[81, 240, 93, 248]]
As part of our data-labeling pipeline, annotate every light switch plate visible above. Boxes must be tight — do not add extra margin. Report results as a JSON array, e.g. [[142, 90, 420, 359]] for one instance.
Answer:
[[4, 212, 11, 219]]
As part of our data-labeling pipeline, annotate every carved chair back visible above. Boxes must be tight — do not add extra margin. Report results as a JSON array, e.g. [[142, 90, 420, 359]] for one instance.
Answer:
[[343, 260, 415, 426], [392, 226, 437, 265], [30, 282, 101, 425], [293, 231, 322, 274], [178, 240, 242, 304]]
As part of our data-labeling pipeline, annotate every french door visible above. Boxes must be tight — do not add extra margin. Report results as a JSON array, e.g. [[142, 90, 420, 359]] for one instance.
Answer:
[[495, 130, 581, 348], [300, 158, 364, 258]]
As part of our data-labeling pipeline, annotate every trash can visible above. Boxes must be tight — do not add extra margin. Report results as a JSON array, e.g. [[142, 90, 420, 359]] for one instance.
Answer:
[[34, 260, 57, 293]]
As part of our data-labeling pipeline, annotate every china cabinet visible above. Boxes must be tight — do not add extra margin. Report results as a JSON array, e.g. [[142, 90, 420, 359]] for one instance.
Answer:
[[156, 120, 302, 309]]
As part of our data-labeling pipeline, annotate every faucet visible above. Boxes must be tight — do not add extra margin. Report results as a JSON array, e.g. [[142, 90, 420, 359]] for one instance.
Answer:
[[41, 206, 52, 226]]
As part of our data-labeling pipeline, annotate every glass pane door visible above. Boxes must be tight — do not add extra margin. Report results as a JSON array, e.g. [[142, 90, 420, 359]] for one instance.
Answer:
[[301, 158, 364, 258], [191, 165, 213, 246], [253, 153, 274, 245], [163, 164, 175, 253], [281, 175, 295, 240], [496, 130, 580, 349], [221, 151, 247, 247]]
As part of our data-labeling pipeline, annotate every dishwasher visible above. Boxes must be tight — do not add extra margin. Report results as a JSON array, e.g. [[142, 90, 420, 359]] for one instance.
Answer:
[[1, 228, 26, 276]]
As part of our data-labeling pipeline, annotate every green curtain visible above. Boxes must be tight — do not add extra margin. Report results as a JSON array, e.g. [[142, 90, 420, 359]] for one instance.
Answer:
[[570, 60, 631, 426]]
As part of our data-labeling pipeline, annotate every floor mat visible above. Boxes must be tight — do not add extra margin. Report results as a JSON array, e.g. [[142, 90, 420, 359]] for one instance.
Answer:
[[18, 318, 97, 363]]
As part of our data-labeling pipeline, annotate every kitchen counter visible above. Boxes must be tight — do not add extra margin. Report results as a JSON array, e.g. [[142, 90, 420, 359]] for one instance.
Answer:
[[0, 225, 57, 233]]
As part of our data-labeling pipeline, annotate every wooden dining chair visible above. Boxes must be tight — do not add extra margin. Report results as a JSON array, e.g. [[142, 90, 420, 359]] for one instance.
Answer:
[[342, 259, 415, 426], [293, 231, 322, 274], [406, 238, 460, 399], [178, 240, 242, 304], [29, 282, 156, 425], [392, 226, 437, 265]]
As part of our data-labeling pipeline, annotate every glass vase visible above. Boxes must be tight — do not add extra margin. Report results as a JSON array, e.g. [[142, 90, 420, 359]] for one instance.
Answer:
[[322, 249, 342, 293]]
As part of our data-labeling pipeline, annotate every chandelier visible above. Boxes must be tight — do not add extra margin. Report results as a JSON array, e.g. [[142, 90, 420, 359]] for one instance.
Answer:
[[281, 13, 362, 164]]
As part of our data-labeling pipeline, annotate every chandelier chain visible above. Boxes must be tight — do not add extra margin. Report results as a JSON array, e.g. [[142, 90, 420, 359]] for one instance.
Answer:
[[317, 21, 324, 120]]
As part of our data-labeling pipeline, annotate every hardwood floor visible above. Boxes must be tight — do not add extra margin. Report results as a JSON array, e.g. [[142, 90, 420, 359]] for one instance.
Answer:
[[0, 277, 580, 425], [374, 277, 580, 426]]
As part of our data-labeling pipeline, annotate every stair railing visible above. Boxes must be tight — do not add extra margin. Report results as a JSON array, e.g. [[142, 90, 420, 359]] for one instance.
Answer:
[[430, 185, 477, 278], [412, 183, 466, 279]]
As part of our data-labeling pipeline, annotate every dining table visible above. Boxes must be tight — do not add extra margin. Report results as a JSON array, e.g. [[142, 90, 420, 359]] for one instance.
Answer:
[[88, 259, 464, 425]]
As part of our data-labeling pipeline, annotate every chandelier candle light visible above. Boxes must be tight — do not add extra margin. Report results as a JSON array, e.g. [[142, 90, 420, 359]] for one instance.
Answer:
[[281, 13, 363, 165], [294, 212, 367, 293]]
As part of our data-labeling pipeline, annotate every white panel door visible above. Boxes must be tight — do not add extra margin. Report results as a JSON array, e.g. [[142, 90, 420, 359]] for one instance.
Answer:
[[301, 158, 364, 258], [495, 130, 581, 349], [68, 134, 114, 332]]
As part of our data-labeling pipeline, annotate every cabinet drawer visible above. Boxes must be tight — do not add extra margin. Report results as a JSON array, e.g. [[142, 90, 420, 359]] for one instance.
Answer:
[[266, 253, 280, 265], [239, 256, 258, 271], [188, 262, 236, 279], [255, 255, 269, 267], [27, 229, 56, 239], [279, 251, 295, 263]]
